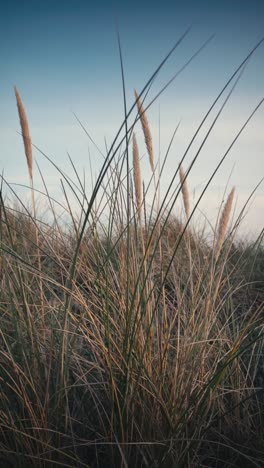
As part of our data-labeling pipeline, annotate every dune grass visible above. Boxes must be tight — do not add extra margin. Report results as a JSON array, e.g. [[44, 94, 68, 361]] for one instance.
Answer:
[[0, 36, 263, 468]]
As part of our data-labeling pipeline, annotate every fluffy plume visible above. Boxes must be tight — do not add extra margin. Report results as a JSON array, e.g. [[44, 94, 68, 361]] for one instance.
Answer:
[[179, 164, 190, 219], [14, 86, 33, 181], [215, 187, 235, 260], [133, 133, 142, 222], [134, 89, 154, 173]]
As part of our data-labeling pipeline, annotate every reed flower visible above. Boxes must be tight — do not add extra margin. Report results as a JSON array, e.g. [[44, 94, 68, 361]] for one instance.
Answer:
[[179, 164, 190, 219], [132, 133, 142, 221], [215, 187, 235, 259], [134, 89, 154, 173], [14, 86, 33, 182]]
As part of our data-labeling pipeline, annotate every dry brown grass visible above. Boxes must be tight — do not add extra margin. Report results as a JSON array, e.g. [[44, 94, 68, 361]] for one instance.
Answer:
[[1, 42, 262, 467]]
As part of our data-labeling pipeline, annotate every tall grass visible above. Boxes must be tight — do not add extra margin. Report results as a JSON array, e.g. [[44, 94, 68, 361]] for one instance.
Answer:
[[0, 37, 263, 468]]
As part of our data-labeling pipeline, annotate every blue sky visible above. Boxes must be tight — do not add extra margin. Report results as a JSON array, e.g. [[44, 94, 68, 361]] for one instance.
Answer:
[[0, 0, 263, 237]]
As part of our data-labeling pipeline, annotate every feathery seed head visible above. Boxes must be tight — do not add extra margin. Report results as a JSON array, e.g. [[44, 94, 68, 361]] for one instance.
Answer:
[[134, 89, 154, 173], [14, 86, 33, 181], [215, 187, 235, 260], [133, 133, 142, 222], [179, 164, 190, 219]]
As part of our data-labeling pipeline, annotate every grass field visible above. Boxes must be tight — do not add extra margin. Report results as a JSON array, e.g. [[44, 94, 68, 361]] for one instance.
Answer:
[[0, 39, 263, 467]]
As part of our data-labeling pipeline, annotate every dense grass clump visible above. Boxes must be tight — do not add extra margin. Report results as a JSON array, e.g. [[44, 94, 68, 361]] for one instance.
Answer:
[[0, 37, 263, 467]]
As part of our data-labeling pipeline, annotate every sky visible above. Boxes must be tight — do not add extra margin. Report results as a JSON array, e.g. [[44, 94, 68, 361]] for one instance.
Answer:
[[0, 0, 263, 239]]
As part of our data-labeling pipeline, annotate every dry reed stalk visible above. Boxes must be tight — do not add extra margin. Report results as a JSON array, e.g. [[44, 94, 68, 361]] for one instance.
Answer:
[[215, 187, 235, 260], [132, 133, 142, 222], [14, 86, 45, 337], [134, 90, 154, 173], [179, 165, 190, 219], [14, 86, 33, 182]]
